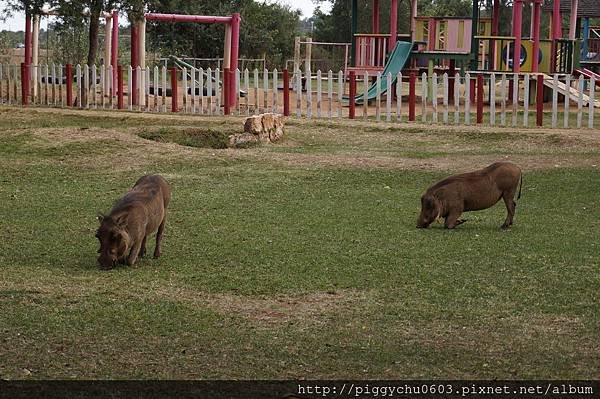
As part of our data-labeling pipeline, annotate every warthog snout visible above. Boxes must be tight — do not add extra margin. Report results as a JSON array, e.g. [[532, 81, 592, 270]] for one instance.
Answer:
[[416, 217, 433, 228], [96, 217, 129, 270], [97, 245, 120, 269], [417, 195, 439, 228], [97, 254, 118, 269]]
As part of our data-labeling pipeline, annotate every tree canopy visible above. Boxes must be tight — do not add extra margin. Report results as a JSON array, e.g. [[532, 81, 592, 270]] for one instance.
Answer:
[[1, 0, 301, 66], [143, 0, 300, 67]]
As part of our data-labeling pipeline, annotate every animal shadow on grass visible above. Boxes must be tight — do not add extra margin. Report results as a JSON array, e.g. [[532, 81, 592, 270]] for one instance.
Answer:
[[416, 216, 517, 231]]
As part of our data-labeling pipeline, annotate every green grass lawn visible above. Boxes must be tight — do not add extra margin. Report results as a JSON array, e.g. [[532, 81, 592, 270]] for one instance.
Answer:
[[0, 107, 599, 379]]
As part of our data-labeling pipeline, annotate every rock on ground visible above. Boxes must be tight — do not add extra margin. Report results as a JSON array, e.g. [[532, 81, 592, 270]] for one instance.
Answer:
[[227, 113, 285, 148]]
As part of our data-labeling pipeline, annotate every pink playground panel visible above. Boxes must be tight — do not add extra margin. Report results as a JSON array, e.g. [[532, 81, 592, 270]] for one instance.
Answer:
[[445, 19, 472, 53]]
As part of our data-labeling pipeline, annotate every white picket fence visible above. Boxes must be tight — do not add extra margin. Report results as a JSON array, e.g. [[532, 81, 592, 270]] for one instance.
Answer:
[[1, 63, 598, 129], [0, 64, 21, 106]]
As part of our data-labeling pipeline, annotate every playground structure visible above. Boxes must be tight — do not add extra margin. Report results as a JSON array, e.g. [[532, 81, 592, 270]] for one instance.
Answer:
[[157, 57, 266, 72], [19, 8, 240, 109], [347, 0, 408, 74], [22, 8, 119, 98], [7, 0, 600, 120], [558, 1, 600, 73], [344, 0, 496, 102], [293, 36, 351, 75], [582, 25, 600, 69], [340, 0, 600, 107], [131, 12, 240, 108], [347, 0, 492, 75], [343, 41, 413, 104], [413, 16, 490, 53], [345, 0, 591, 75], [474, 0, 577, 74]]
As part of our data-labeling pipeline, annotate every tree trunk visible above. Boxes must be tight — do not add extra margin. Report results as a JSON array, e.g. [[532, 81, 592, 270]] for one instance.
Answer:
[[87, 0, 102, 66]]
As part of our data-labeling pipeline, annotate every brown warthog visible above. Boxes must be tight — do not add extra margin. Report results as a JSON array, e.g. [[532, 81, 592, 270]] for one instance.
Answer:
[[96, 175, 171, 269], [417, 162, 522, 229]]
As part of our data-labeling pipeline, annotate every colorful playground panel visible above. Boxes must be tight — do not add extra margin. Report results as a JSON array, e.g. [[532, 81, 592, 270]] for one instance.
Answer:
[[343, 41, 414, 104], [495, 40, 553, 73], [413, 17, 491, 53]]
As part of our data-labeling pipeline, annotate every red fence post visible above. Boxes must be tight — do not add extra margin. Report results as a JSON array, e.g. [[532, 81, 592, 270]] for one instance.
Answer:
[[21, 63, 28, 106], [171, 67, 178, 112], [349, 71, 356, 119], [448, 60, 455, 104], [230, 69, 236, 112], [477, 74, 484, 124], [223, 68, 230, 115], [283, 69, 290, 116], [409, 72, 416, 121], [117, 65, 124, 110], [66, 64, 73, 107], [536, 74, 544, 127]]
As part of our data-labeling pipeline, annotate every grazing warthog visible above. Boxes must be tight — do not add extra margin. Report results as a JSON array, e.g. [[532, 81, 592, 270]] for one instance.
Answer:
[[417, 162, 522, 229], [96, 175, 171, 269]]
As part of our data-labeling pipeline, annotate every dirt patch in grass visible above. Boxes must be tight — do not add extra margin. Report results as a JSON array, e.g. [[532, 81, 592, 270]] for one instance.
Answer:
[[244, 151, 600, 172], [201, 290, 364, 325], [131, 284, 368, 327], [0, 278, 363, 327], [0, 126, 210, 171], [138, 127, 236, 149], [264, 118, 600, 171]]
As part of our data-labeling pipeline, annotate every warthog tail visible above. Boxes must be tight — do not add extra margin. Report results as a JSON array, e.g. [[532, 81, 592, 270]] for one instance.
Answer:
[[517, 172, 523, 200]]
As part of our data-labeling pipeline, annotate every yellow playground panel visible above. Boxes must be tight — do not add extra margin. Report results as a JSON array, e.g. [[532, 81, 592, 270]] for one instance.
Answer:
[[496, 40, 552, 73]]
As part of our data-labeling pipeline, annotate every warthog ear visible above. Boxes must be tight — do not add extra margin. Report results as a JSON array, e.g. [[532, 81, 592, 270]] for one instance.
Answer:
[[114, 215, 127, 229]]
